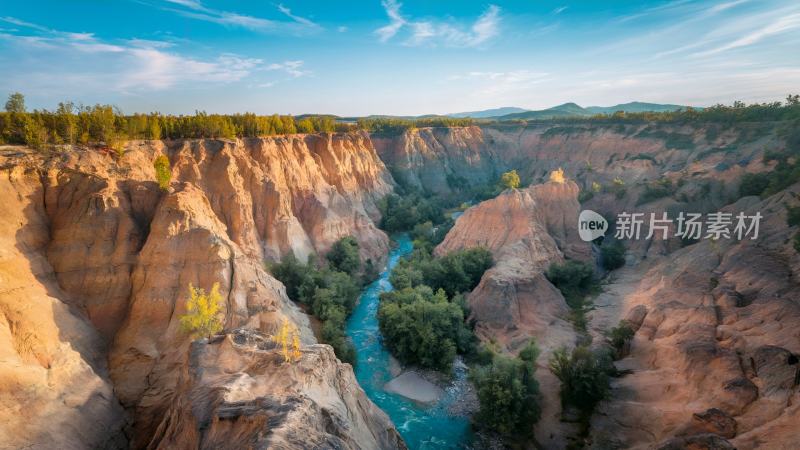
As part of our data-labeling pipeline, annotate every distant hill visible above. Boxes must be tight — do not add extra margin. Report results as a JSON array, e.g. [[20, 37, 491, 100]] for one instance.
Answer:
[[493, 101, 696, 121], [496, 103, 589, 120], [585, 102, 691, 115], [448, 107, 528, 119]]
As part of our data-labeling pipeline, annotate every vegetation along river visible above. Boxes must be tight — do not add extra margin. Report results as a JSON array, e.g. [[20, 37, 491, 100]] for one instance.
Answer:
[[345, 233, 473, 449]]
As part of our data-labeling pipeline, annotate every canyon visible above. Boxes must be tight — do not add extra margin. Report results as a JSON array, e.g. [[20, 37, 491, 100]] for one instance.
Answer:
[[1, 120, 798, 449]]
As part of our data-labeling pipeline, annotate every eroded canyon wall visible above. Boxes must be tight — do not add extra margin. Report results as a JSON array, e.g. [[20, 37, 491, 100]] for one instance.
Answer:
[[0, 134, 403, 450], [373, 123, 778, 206]]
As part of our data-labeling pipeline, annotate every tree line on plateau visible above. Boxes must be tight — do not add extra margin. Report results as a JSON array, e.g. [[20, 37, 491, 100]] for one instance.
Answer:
[[0, 92, 475, 150]]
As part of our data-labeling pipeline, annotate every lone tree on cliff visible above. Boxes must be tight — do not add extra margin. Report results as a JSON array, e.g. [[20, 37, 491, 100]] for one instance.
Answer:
[[180, 283, 224, 340], [499, 170, 520, 190], [153, 154, 171, 191]]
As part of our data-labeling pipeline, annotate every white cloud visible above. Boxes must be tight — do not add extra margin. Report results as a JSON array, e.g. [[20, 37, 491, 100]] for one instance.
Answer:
[[692, 12, 800, 56], [337, 26, 349, 33], [0, 17, 294, 94], [375, 0, 406, 42], [265, 60, 309, 78], [707, 0, 749, 15], [553, 6, 568, 15], [375, 2, 500, 47], [277, 4, 320, 29], [159, 0, 319, 34]]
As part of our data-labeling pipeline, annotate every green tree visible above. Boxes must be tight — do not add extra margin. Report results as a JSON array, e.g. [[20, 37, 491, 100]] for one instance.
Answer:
[[55, 101, 77, 144], [296, 118, 315, 133], [5, 92, 25, 113], [471, 340, 542, 437], [739, 173, 770, 197], [153, 154, 171, 191], [326, 236, 361, 275], [549, 346, 613, 415], [269, 253, 311, 301], [179, 282, 224, 339], [546, 260, 597, 309], [500, 169, 521, 189], [378, 286, 472, 370], [600, 241, 626, 270]]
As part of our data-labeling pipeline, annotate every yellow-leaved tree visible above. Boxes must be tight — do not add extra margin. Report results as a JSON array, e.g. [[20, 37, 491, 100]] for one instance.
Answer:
[[549, 168, 566, 183], [499, 170, 520, 189], [180, 282, 223, 340], [271, 319, 302, 363], [153, 154, 171, 191]]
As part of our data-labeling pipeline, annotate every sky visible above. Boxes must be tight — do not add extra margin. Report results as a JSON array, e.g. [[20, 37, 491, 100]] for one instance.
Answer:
[[0, 0, 798, 116]]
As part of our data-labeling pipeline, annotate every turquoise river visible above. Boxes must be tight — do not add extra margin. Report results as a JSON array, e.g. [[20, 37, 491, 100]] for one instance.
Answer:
[[345, 234, 473, 449]]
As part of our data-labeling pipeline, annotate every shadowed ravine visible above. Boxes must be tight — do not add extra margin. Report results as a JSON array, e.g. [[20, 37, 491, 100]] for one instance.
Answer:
[[346, 234, 473, 449]]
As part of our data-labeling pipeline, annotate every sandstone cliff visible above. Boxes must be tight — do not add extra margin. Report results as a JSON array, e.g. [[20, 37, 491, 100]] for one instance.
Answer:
[[0, 135, 403, 450], [374, 123, 777, 209], [587, 183, 800, 450]]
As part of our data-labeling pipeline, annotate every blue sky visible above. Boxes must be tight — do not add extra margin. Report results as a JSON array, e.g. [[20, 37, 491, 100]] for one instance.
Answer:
[[1, 0, 798, 116]]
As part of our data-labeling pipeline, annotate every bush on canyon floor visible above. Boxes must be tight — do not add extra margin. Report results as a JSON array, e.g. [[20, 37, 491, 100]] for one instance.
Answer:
[[739, 149, 800, 199], [787, 206, 800, 227], [390, 247, 493, 298], [409, 220, 453, 252], [607, 322, 636, 359], [378, 286, 473, 370], [326, 236, 361, 276], [378, 192, 446, 232], [269, 237, 367, 365], [739, 172, 771, 197], [179, 282, 224, 340], [637, 177, 675, 205], [470, 340, 542, 437], [549, 346, 614, 416], [600, 240, 626, 271], [546, 260, 598, 309], [378, 243, 491, 370]]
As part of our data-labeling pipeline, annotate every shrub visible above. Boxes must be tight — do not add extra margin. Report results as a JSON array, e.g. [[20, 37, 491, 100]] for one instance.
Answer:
[[794, 232, 800, 253], [637, 178, 674, 205], [269, 253, 311, 301], [180, 282, 224, 339], [500, 169, 521, 189], [326, 236, 361, 276], [471, 342, 542, 437], [153, 154, 171, 191], [549, 167, 566, 183], [607, 322, 635, 358], [739, 172, 770, 197], [788, 206, 800, 227], [610, 177, 626, 199], [546, 261, 597, 309], [549, 346, 613, 415], [600, 241, 626, 270]]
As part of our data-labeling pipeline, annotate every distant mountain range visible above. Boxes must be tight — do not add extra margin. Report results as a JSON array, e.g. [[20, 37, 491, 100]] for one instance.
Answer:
[[447, 107, 529, 119], [447, 101, 697, 120]]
